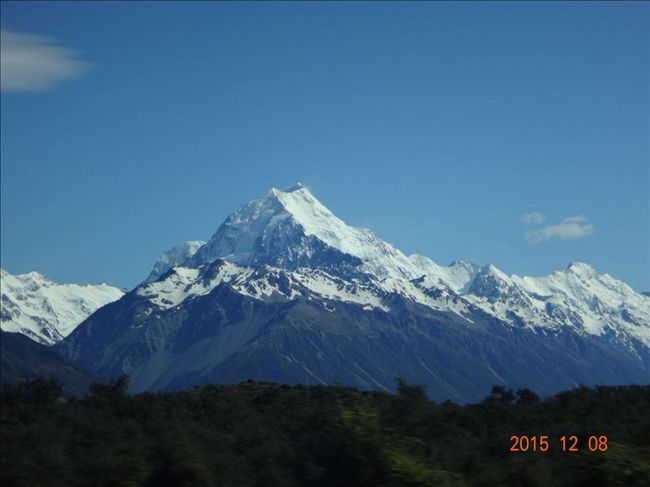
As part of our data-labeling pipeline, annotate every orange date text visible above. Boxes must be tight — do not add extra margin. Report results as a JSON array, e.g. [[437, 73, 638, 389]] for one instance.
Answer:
[[509, 435, 608, 453]]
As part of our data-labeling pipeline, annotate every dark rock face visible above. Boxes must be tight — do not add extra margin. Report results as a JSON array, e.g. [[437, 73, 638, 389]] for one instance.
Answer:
[[1, 331, 95, 395]]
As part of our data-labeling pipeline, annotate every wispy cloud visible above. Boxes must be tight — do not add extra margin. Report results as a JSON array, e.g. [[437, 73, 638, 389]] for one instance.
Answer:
[[1, 30, 89, 92], [526, 215, 596, 243], [521, 212, 547, 225]]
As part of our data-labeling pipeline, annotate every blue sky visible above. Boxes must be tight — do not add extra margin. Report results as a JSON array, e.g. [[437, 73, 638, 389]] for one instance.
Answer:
[[1, 1, 648, 291]]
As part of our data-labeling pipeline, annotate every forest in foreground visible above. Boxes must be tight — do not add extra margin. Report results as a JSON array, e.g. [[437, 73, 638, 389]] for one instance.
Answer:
[[1, 379, 649, 487]]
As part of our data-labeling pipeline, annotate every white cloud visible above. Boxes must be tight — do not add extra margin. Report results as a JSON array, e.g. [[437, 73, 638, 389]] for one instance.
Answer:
[[1, 30, 89, 92], [526, 215, 595, 243], [521, 212, 547, 225]]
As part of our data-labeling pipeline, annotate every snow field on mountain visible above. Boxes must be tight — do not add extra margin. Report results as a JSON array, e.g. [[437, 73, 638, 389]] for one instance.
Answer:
[[1, 269, 124, 344], [144, 185, 649, 350]]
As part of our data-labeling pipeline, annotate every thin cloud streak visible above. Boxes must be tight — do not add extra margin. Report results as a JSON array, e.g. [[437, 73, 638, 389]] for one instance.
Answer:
[[1, 30, 89, 92], [526, 215, 596, 243]]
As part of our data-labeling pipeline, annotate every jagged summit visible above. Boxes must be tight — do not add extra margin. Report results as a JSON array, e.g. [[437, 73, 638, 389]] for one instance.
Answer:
[[566, 261, 597, 277], [147, 240, 206, 283], [0, 268, 123, 345], [20, 270, 49, 281], [188, 185, 422, 279], [282, 182, 306, 193], [408, 254, 480, 292], [2, 268, 50, 285], [481, 263, 510, 281]]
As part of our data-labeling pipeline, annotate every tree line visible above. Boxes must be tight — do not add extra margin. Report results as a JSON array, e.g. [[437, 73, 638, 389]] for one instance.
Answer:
[[1, 377, 649, 486]]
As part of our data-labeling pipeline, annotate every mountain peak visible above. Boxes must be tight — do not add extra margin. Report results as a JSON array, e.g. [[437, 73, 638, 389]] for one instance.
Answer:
[[566, 262, 596, 277], [186, 186, 422, 279], [268, 183, 314, 201], [10, 270, 49, 281], [408, 255, 481, 292], [270, 185, 341, 233], [283, 182, 306, 193], [1, 268, 123, 344], [147, 240, 206, 282], [472, 264, 511, 284]]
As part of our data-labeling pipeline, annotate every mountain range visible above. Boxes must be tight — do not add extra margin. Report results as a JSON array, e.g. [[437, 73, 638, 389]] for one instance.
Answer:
[[36, 184, 647, 402], [1, 269, 123, 345]]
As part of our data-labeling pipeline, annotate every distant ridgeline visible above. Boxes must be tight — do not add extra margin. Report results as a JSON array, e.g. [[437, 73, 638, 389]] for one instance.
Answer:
[[2, 379, 649, 486], [2, 185, 649, 402]]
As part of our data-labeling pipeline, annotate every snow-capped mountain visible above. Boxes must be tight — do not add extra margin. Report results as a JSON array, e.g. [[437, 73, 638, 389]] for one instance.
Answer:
[[154, 184, 649, 349], [407, 256, 649, 349], [58, 185, 649, 401], [1, 269, 124, 345], [189, 183, 423, 280], [146, 240, 206, 283], [408, 255, 481, 293], [462, 262, 650, 349]]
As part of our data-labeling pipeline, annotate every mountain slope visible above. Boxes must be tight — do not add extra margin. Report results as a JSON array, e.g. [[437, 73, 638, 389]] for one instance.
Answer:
[[58, 185, 649, 401], [1, 331, 95, 395], [59, 260, 649, 401], [1, 269, 124, 345]]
